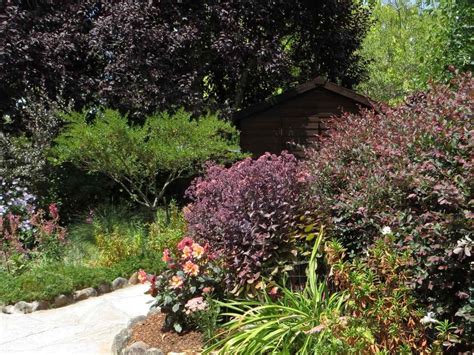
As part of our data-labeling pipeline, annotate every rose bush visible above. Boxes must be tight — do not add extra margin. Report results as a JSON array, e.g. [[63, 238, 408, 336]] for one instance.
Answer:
[[145, 237, 224, 333]]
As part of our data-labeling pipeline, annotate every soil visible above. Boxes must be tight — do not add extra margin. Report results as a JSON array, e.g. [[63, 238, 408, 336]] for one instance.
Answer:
[[128, 312, 203, 354]]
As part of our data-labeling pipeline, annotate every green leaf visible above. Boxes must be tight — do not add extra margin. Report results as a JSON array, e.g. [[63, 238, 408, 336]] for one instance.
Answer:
[[164, 295, 172, 305], [172, 303, 180, 313], [173, 323, 183, 333]]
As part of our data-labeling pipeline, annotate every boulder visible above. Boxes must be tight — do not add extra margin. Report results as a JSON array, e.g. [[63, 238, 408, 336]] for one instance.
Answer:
[[13, 301, 35, 314], [127, 315, 147, 328], [73, 287, 98, 302], [2, 305, 14, 314], [54, 294, 73, 308], [145, 348, 164, 355], [97, 282, 112, 295], [111, 328, 131, 355], [112, 277, 128, 291], [129, 272, 139, 285], [123, 341, 150, 355], [147, 307, 161, 317], [33, 300, 50, 311]]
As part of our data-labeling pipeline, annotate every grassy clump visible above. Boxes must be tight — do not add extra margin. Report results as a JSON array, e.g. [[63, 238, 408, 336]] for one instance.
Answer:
[[0, 255, 164, 304], [0, 203, 183, 305]]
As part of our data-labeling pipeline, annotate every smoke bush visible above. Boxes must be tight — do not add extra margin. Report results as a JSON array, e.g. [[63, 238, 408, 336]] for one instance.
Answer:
[[185, 153, 311, 295]]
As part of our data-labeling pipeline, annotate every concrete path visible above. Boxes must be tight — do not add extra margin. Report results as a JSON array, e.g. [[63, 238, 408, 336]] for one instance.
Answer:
[[0, 284, 154, 355]]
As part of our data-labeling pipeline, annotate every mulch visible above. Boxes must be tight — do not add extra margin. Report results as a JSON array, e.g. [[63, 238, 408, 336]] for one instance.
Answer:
[[128, 312, 203, 354]]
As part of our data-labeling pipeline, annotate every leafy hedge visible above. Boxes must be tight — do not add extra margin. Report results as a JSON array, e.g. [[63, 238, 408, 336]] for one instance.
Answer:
[[305, 73, 473, 347]]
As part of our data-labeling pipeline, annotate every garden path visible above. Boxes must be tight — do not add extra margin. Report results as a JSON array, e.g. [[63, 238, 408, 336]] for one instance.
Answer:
[[0, 284, 153, 355]]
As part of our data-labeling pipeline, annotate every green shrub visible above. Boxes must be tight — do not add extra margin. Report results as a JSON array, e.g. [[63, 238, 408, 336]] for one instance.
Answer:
[[94, 226, 145, 267], [0, 264, 108, 304], [305, 73, 473, 348], [50, 108, 244, 212], [90, 203, 185, 267], [147, 203, 185, 254]]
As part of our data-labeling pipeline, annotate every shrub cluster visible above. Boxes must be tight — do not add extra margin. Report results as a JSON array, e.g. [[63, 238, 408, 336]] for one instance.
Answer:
[[305, 72, 473, 346], [185, 152, 311, 295], [0, 201, 67, 273], [205, 233, 439, 354], [324, 236, 431, 353], [0, 255, 165, 305]]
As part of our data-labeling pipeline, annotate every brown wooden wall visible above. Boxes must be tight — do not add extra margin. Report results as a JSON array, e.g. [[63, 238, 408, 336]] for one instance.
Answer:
[[239, 88, 364, 157]]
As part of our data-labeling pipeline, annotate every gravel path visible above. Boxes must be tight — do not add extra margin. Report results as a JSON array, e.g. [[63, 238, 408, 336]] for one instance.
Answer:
[[0, 284, 154, 355]]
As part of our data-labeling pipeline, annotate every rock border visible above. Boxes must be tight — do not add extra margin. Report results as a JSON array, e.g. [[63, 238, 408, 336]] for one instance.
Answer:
[[1, 272, 139, 315], [112, 308, 164, 355]]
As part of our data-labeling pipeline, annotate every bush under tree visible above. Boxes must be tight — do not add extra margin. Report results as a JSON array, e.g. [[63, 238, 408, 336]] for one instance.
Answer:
[[50, 109, 243, 212]]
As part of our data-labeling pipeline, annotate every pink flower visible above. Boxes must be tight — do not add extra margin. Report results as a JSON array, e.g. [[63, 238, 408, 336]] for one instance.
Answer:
[[202, 286, 214, 294], [183, 260, 199, 276], [191, 243, 205, 259], [177, 237, 193, 251], [49, 203, 59, 220], [184, 296, 208, 315], [138, 269, 148, 284], [268, 286, 279, 296], [182, 245, 193, 259], [162, 248, 172, 263]]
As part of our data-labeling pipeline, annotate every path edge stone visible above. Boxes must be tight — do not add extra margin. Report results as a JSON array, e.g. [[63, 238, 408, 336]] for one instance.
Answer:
[[112, 308, 164, 355], [1, 273, 140, 315]]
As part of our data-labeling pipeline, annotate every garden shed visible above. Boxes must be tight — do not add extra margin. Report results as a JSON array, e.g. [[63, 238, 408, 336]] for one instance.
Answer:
[[233, 77, 374, 157]]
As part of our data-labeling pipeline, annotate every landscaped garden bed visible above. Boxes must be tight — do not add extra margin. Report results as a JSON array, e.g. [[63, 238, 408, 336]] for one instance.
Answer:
[[127, 312, 203, 354], [0, 2, 472, 352]]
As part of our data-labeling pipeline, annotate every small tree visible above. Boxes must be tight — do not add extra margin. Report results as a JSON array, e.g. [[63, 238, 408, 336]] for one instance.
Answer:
[[50, 109, 243, 211]]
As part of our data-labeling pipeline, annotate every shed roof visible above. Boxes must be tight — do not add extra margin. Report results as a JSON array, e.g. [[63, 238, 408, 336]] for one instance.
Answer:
[[233, 76, 373, 122]]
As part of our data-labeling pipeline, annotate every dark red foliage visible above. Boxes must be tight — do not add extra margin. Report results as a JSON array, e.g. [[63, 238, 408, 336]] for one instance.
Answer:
[[0, 0, 370, 122], [305, 73, 473, 348], [184, 153, 310, 295]]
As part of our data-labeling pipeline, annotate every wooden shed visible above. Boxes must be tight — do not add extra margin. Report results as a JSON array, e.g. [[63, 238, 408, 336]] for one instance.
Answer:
[[233, 77, 373, 157]]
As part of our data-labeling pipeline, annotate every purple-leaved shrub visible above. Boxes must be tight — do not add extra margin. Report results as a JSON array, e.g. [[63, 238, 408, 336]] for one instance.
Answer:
[[184, 153, 311, 295], [305, 72, 473, 349]]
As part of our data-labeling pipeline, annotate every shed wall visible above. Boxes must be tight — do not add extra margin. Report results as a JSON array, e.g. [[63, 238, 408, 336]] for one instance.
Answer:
[[239, 88, 364, 157]]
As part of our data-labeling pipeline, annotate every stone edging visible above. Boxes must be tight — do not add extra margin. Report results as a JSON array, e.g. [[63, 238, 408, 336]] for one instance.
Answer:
[[112, 308, 164, 355], [1, 272, 140, 315]]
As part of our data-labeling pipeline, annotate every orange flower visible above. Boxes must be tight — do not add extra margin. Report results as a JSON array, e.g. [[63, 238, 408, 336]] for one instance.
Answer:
[[169, 275, 184, 289], [182, 245, 193, 259], [183, 260, 200, 276], [191, 243, 205, 259]]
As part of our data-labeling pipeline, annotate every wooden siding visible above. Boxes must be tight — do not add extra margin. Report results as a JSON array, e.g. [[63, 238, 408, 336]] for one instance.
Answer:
[[239, 87, 364, 157]]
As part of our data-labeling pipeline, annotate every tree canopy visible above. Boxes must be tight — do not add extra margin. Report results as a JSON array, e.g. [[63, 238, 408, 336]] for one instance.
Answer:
[[356, 0, 473, 103], [0, 0, 370, 122]]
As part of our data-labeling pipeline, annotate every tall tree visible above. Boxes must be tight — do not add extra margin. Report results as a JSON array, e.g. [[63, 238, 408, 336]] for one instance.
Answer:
[[356, 0, 473, 104], [0, 0, 370, 121]]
